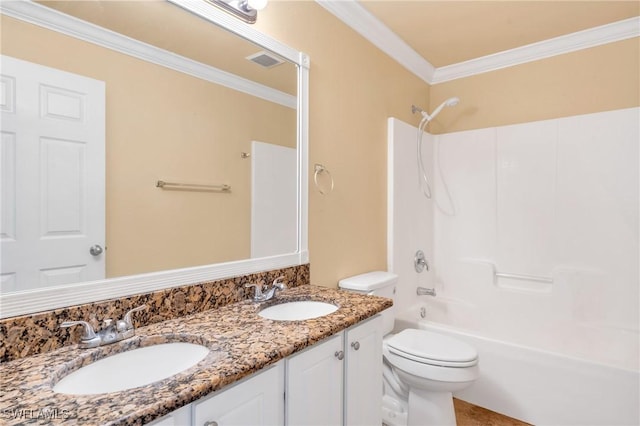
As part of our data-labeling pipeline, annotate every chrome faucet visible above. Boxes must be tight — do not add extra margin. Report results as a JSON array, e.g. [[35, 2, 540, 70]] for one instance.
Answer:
[[245, 276, 288, 302], [60, 305, 147, 349], [416, 287, 436, 297]]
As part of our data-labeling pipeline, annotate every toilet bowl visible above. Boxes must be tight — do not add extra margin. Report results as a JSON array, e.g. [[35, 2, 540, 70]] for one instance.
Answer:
[[339, 271, 479, 426], [384, 329, 478, 425]]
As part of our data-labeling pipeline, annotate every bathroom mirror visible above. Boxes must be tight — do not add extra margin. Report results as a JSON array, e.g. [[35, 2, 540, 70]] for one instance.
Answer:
[[0, 0, 309, 318]]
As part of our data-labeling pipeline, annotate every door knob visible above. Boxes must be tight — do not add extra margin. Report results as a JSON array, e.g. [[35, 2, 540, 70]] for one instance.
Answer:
[[89, 245, 104, 256], [334, 350, 344, 360], [351, 341, 360, 351]]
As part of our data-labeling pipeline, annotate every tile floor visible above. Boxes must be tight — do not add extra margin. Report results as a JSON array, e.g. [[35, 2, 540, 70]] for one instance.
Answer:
[[454, 398, 531, 426]]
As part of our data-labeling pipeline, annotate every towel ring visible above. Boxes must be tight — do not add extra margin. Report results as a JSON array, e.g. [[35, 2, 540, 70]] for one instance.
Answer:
[[314, 163, 334, 195]]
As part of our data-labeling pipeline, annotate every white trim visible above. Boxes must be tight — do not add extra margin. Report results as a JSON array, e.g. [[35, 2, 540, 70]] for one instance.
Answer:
[[432, 17, 640, 84], [298, 53, 310, 263], [316, 0, 435, 84], [0, 0, 310, 319], [315, 0, 639, 85], [0, 0, 296, 109]]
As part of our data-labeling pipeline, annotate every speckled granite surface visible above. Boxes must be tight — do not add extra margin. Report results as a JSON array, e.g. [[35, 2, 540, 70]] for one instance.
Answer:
[[0, 264, 310, 363], [0, 285, 392, 425]]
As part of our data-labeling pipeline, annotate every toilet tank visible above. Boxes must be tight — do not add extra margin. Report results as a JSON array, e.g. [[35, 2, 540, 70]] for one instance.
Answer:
[[338, 271, 397, 335]]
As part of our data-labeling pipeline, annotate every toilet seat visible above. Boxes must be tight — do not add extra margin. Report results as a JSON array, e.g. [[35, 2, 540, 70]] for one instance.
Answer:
[[383, 345, 479, 385], [386, 329, 478, 368]]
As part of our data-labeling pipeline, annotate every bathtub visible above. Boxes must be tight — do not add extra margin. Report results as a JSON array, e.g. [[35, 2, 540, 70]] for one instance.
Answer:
[[393, 300, 640, 426]]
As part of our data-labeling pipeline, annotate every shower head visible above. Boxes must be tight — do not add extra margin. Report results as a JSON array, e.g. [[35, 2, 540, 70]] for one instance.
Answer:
[[444, 97, 460, 107], [412, 97, 460, 127], [426, 96, 460, 123]]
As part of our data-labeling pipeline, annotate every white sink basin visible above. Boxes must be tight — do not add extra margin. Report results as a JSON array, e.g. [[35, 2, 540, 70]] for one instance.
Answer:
[[53, 342, 209, 394], [259, 301, 338, 321]]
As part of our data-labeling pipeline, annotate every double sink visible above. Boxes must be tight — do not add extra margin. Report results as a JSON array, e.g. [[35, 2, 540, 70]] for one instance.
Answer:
[[53, 300, 338, 395]]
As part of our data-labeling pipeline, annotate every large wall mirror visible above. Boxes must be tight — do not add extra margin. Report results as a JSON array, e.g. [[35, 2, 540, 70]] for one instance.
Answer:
[[0, 0, 309, 318]]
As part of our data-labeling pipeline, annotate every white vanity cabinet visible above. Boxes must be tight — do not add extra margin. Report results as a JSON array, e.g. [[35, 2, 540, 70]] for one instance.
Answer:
[[343, 315, 383, 426], [193, 360, 285, 426], [286, 332, 345, 425], [149, 315, 381, 426], [149, 361, 284, 426], [286, 315, 382, 426]]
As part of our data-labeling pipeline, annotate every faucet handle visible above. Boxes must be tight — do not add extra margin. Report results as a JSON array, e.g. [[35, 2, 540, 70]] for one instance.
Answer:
[[245, 283, 263, 300], [60, 320, 97, 340], [272, 276, 287, 290], [118, 304, 147, 331]]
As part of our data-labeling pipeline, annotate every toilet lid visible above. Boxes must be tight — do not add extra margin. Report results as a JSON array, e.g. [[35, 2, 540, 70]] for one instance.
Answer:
[[386, 329, 478, 367]]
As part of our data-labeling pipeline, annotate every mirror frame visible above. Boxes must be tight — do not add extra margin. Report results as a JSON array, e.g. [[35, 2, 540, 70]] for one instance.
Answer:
[[0, 0, 309, 318]]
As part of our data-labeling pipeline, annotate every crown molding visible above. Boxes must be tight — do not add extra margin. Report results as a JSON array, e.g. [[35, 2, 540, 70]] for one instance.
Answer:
[[432, 17, 640, 84], [0, 0, 296, 109], [316, 0, 435, 84], [316, 0, 639, 86]]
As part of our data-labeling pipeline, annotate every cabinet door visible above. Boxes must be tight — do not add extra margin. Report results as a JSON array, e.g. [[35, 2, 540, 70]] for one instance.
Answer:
[[286, 333, 344, 426], [193, 360, 284, 426], [344, 315, 382, 426]]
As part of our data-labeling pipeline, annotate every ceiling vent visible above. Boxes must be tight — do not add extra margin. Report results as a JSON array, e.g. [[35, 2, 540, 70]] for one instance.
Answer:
[[246, 51, 285, 68]]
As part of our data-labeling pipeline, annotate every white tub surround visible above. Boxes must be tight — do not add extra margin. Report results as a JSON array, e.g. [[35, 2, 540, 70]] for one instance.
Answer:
[[387, 107, 639, 425]]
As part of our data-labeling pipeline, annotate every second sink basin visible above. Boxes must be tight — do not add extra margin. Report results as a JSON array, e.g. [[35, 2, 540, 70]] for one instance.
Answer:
[[259, 301, 338, 321], [53, 342, 210, 395]]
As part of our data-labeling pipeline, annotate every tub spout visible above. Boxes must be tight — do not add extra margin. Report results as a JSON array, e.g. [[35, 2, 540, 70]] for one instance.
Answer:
[[417, 287, 436, 297]]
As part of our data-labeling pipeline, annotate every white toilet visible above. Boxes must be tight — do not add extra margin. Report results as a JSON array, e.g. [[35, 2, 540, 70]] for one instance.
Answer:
[[338, 271, 479, 426]]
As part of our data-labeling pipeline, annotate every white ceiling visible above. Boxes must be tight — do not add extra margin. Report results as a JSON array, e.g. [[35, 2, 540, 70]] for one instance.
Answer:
[[317, 0, 640, 84]]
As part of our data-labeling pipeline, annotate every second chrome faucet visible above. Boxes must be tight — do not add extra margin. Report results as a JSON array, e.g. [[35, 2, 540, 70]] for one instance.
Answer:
[[245, 276, 287, 302]]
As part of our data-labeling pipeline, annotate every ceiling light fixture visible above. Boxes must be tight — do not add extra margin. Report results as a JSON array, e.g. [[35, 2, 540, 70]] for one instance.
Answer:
[[204, 0, 268, 24]]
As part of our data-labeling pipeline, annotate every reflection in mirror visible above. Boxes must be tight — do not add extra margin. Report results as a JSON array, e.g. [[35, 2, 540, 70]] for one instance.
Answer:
[[0, 0, 302, 299]]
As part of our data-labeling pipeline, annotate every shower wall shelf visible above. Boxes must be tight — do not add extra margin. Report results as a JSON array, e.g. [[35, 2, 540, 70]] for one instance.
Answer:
[[156, 180, 231, 192]]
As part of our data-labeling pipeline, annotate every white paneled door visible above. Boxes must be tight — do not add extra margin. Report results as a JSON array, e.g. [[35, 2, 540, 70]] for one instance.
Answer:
[[0, 55, 105, 292]]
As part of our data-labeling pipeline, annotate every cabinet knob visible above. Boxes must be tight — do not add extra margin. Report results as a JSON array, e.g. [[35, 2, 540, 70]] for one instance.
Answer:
[[204, 422, 218, 426], [351, 341, 360, 351], [334, 350, 344, 360]]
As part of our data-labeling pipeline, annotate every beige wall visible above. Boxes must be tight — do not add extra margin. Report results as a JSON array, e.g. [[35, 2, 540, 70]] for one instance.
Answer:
[[6, 2, 636, 289], [1, 16, 296, 278], [428, 38, 640, 134], [256, 2, 431, 287], [256, 2, 639, 288]]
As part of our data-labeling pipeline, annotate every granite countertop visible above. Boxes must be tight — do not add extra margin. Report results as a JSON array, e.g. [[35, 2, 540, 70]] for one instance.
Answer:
[[0, 285, 392, 425]]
